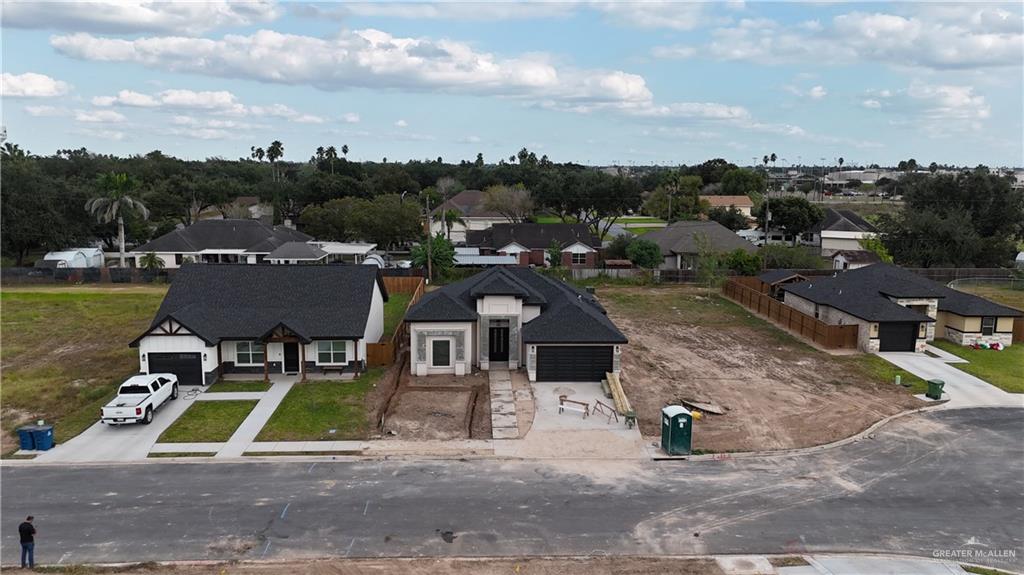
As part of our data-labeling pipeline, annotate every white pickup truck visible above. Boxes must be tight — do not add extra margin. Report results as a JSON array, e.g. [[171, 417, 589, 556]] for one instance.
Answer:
[[101, 373, 179, 425]]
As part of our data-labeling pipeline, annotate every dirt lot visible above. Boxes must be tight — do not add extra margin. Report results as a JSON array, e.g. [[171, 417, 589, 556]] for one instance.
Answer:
[[37, 557, 724, 574], [382, 370, 491, 440], [600, 286, 923, 452]]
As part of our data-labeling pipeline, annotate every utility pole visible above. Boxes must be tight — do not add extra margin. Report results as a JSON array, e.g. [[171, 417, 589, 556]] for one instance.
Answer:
[[424, 193, 433, 284]]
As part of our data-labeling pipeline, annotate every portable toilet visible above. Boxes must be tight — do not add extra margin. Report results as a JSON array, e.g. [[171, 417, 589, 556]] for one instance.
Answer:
[[661, 405, 693, 456]]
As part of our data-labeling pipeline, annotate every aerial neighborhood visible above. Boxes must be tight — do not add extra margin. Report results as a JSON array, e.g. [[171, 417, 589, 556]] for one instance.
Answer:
[[1, 2, 1023, 572]]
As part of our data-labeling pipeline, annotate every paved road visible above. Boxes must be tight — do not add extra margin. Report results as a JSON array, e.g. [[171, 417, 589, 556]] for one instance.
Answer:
[[3, 408, 1022, 570]]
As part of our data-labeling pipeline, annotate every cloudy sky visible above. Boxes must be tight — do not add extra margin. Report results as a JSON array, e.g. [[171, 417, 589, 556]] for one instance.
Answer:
[[2, 1, 1022, 166]]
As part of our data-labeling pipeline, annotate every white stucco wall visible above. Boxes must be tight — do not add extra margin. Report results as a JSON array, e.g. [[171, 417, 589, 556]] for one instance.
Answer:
[[409, 322, 474, 376], [522, 305, 541, 323], [138, 335, 219, 373]]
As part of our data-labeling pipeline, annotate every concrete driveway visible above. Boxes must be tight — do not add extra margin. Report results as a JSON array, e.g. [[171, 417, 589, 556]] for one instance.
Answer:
[[877, 352, 1024, 409], [32, 387, 201, 463]]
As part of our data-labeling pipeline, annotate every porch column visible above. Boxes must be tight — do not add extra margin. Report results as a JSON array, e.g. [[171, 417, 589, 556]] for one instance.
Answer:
[[300, 342, 306, 382], [263, 344, 269, 382]]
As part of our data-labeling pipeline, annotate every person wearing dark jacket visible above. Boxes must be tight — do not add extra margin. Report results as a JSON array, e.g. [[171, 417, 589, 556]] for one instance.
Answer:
[[19, 516, 36, 568]]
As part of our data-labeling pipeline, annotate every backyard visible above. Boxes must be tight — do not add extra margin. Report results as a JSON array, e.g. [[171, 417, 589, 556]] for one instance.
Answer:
[[599, 285, 924, 452], [930, 339, 1024, 393], [0, 285, 167, 453], [383, 292, 413, 338], [955, 284, 1024, 311]]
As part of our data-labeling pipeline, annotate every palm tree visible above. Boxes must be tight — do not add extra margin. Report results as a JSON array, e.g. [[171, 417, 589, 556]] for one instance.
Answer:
[[325, 145, 338, 174], [266, 140, 284, 182], [341, 144, 349, 159], [432, 209, 465, 240], [85, 172, 150, 268], [250, 146, 265, 163], [139, 252, 165, 271]]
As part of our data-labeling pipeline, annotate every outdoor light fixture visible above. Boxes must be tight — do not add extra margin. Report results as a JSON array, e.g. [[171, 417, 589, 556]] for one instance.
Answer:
[[141, 354, 146, 361], [202, 353, 207, 361]]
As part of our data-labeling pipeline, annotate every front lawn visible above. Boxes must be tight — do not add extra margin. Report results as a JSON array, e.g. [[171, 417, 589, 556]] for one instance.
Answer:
[[0, 287, 166, 453], [930, 340, 1024, 393], [383, 292, 412, 338], [848, 354, 929, 395], [255, 368, 384, 441], [206, 380, 272, 393], [627, 226, 663, 235], [157, 400, 258, 443]]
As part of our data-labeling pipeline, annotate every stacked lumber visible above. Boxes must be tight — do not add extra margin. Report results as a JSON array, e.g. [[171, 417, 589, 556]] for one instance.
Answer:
[[605, 372, 637, 429]]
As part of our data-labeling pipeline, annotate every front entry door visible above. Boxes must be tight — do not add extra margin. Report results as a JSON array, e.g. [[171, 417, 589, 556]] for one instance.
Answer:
[[489, 326, 509, 362], [283, 342, 300, 373]]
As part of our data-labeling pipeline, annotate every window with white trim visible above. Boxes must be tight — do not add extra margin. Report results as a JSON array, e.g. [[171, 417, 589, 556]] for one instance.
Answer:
[[431, 339, 452, 368], [571, 252, 587, 265], [317, 340, 347, 364], [235, 341, 265, 365], [981, 316, 995, 336]]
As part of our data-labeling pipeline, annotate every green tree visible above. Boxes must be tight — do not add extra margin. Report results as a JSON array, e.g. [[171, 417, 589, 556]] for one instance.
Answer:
[[723, 249, 762, 276], [432, 208, 465, 240], [707, 206, 749, 231], [858, 236, 894, 264], [760, 245, 826, 269], [85, 172, 150, 267], [720, 168, 765, 196], [139, 252, 166, 270], [626, 238, 662, 269], [694, 232, 726, 293], [753, 196, 824, 246], [604, 234, 633, 260], [483, 183, 534, 223], [266, 140, 284, 182], [546, 240, 563, 267], [411, 233, 455, 278]]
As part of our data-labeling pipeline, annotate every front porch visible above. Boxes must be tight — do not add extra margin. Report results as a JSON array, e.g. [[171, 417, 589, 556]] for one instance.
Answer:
[[221, 371, 357, 383]]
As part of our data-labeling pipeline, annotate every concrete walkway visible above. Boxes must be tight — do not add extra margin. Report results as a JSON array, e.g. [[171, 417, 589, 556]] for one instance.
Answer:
[[488, 370, 519, 439], [877, 351, 1024, 409], [195, 391, 267, 401], [924, 343, 969, 363], [215, 380, 294, 458]]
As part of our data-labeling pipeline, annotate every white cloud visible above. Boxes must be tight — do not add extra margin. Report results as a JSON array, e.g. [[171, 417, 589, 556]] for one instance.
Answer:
[[341, 112, 361, 124], [24, 105, 69, 117], [458, 135, 482, 144], [808, 85, 827, 99], [394, 119, 409, 128], [294, 2, 575, 21], [249, 104, 325, 124], [171, 115, 259, 130], [159, 127, 233, 140], [92, 90, 158, 107], [906, 82, 990, 121], [51, 29, 653, 106], [72, 127, 126, 141], [91, 88, 324, 122], [2, 72, 70, 97], [4, 1, 280, 35], [74, 109, 126, 123], [650, 44, 697, 59], [862, 99, 882, 109], [592, 2, 708, 31]]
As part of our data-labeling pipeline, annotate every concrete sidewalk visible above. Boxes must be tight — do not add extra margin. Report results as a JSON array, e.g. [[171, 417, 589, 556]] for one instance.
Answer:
[[214, 380, 294, 458], [877, 352, 1023, 409]]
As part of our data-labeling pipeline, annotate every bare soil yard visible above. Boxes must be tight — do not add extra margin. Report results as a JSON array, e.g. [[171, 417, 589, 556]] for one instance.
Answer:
[[600, 286, 923, 452], [382, 370, 491, 440]]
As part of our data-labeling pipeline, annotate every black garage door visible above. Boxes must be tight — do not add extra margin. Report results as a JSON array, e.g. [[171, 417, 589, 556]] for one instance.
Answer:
[[878, 322, 918, 352], [536, 346, 613, 382], [148, 352, 203, 386]]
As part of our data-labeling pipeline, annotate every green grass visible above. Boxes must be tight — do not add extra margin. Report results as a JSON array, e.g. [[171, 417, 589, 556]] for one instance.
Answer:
[[256, 368, 384, 441], [157, 400, 258, 443], [532, 215, 574, 224], [956, 285, 1024, 311], [383, 292, 412, 338], [930, 339, 1024, 393], [616, 216, 666, 224], [147, 452, 216, 458], [0, 287, 166, 453], [847, 354, 929, 395], [206, 380, 272, 393], [627, 226, 663, 235]]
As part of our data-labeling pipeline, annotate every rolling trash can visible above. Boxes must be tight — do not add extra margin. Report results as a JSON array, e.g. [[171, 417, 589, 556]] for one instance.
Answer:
[[926, 379, 945, 400], [661, 406, 693, 456], [30, 425, 55, 451], [16, 427, 36, 451]]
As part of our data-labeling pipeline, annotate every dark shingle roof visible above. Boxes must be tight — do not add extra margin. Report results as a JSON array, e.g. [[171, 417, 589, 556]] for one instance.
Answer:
[[938, 288, 1022, 317], [134, 219, 312, 254], [782, 264, 942, 322], [644, 220, 757, 256], [466, 223, 599, 250], [266, 242, 327, 261], [132, 265, 386, 346], [758, 269, 806, 285], [431, 189, 506, 218], [814, 209, 878, 233], [405, 267, 627, 343]]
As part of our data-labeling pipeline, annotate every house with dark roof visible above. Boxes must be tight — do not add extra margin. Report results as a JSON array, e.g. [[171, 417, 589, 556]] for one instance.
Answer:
[[465, 223, 600, 268], [404, 267, 627, 382], [810, 208, 878, 256], [781, 264, 1021, 352], [265, 242, 328, 264], [131, 219, 312, 268], [428, 189, 519, 243], [831, 249, 881, 270], [130, 265, 388, 384], [757, 269, 809, 300], [644, 220, 758, 270]]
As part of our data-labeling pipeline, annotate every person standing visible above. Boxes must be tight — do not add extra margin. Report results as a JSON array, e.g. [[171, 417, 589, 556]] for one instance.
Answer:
[[19, 515, 36, 569]]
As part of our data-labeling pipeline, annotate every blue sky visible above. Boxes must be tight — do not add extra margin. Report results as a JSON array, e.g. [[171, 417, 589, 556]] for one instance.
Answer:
[[2, 1, 1022, 167]]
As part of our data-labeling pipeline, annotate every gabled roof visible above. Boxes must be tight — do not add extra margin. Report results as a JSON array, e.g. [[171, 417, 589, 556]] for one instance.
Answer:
[[758, 269, 807, 285], [832, 250, 882, 264], [133, 219, 312, 254], [644, 220, 758, 256], [814, 209, 878, 234], [937, 288, 1022, 317], [266, 242, 327, 261], [431, 189, 508, 219], [782, 264, 942, 322], [131, 265, 387, 346], [700, 195, 754, 208], [466, 223, 600, 250], [405, 267, 627, 344]]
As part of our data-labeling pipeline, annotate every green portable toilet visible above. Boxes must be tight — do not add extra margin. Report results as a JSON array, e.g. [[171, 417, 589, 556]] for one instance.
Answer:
[[661, 405, 693, 456]]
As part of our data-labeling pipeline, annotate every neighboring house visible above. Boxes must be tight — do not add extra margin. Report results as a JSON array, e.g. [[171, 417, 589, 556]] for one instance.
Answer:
[[832, 249, 881, 270], [782, 264, 1020, 352], [466, 223, 600, 268], [199, 196, 274, 223], [404, 267, 627, 382], [36, 248, 104, 268], [130, 265, 388, 385], [429, 189, 515, 243], [311, 242, 378, 264], [131, 219, 312, 268], [700, 195, 754, 218], [453, 247, 518, 267], [645, 221, 758, 270], [758, 269, 809, 300], [809, 208, 878, 257], [265, 242, 328, 265]]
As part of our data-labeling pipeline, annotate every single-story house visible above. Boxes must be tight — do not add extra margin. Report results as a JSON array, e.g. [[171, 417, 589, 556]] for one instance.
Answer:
[[130, 265, 387, 385], [36, 247, 105, 268], [265, 242, 328, 264], [466, 223, 600, 268], [782, 264, 1021, 352], [808, 209, 878, 257], [831, 249, 881, 270], [429, 189, 518, 243], [404, 267, 627, 382], [453, 247, 518, 267], [312, 242, 377, 264], [758, 269, 809, 300], [131, 219, 312, 268], [700, 195, 755, 218], [644, 221, 758, 270]]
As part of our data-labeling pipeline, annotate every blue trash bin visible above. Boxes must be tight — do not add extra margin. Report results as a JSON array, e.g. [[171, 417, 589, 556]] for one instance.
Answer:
[[31, 425, 54, 451], [16, 427, 36, 451]]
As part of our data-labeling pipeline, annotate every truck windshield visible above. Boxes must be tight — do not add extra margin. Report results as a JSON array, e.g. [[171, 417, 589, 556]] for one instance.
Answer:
[[119, 385, 151, 395]]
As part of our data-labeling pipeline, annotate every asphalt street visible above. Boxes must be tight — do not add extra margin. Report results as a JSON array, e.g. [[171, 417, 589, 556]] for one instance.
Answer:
[[2, 407, 1022, 570]]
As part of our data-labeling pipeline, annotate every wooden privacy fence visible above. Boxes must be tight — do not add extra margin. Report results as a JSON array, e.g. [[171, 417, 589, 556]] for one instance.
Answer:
[[1014, 318, 1024, 343], [722, 279, 859, 349], [366, 276, 426, 367]]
